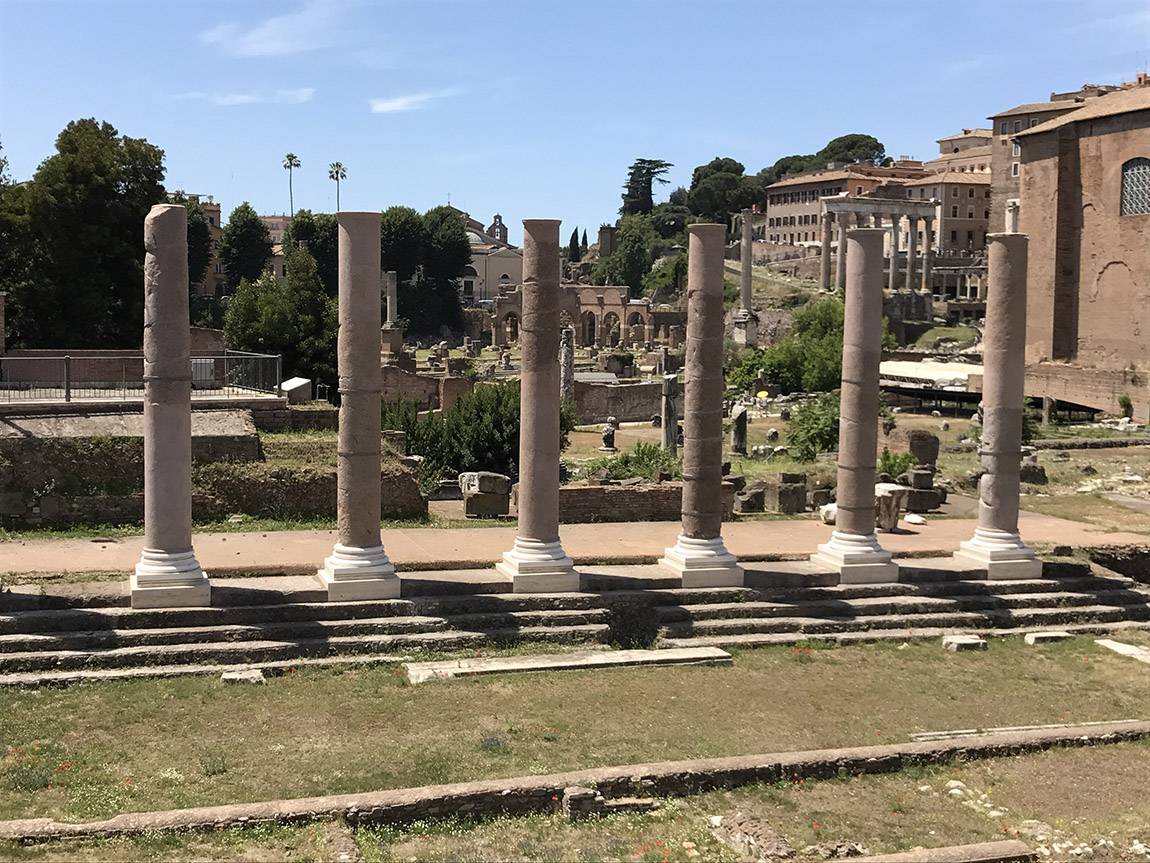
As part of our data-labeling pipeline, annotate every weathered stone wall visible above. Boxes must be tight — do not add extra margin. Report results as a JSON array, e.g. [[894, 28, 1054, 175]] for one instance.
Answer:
[[1026, 362, 1150, 422], [380, 366, 476, 412], [549, 481, 736, 524], [574, 380, 662, 424], [250, 406, 340, 432]]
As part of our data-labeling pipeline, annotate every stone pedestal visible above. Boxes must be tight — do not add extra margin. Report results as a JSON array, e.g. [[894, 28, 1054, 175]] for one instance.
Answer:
[[318, 213, 399, 601], [732, 310, 758, 348], [955, 233, 1042, 580], [132, 204, 210, 609], [812, 229, 898, 584], [659, 224, 742, 588], [497, 220, 578, 592]]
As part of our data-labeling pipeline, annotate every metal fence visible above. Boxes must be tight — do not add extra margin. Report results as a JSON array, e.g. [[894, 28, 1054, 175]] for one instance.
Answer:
[[0, 351, 282, 402]]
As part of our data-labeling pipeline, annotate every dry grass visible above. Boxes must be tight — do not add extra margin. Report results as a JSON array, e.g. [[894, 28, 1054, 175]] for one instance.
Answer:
[[2, 636, 1149, 826]]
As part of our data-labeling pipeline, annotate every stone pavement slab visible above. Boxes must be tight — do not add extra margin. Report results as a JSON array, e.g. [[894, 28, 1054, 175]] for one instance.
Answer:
[[403, 646, 732, 684]]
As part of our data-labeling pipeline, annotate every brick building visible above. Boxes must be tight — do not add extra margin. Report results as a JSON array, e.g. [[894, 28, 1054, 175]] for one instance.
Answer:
[[1017, 84, 1150, 419], [923, 129, 992, 175], [899, 172, 991, 254]]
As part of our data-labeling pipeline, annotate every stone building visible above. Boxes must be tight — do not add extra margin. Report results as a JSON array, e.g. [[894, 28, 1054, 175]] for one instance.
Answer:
[[923, 129, 992, 175], [185, 194, 226, 297], [764, 161, 928, 246], [987, 84, 1124, 233], [900, 172, 991, 254], [1018, 84, 1150, 420], [457, 211, 524, 305]]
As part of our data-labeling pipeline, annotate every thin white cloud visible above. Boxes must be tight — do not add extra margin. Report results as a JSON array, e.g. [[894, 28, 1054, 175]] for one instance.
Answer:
[[176, 88, 316, 107], [201, 2, 341, 58], [369, 87, 461, 113]]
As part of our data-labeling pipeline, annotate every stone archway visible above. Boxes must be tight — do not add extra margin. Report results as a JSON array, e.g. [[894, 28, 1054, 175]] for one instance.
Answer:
[[602, 312, 621, 349], [581, 311, 597, 347], [626, 311, 646, 347]]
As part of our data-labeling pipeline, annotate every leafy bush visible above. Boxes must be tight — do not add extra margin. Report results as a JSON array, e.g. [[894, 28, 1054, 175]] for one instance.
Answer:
[[878, 447, 918, 477], [1119, 393, 1134, 419], [381, 382, 576, 484], [576, 441, 681, 482], [787, 393, 840, 463]]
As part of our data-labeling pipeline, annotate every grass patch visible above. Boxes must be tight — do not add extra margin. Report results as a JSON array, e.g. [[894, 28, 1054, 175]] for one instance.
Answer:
[[1, 636, 1148, 823]]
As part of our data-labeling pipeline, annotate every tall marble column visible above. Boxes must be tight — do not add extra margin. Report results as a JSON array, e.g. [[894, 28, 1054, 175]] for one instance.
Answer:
[[318, 213, 399, 601], [920, 217, 934, 293], [811, 228, 897, 583], [835, 212, 849, 290], [661, 373, 678, 455], [659, 224, 742, 587], [733, 210, 758, 347], [905, 216, 918, 293], [820, 213, 833, 291], [887, 214, 900, 292], [384, 271, 397, 324], [955, 234, 1042, 579], [497, 220, 578, 592], [559, 326, 575, 403], [132, 205, 210, 609]]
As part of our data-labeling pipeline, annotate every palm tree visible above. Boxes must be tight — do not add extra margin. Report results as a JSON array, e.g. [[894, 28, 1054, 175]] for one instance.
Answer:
[[328, 161, 347, 211], [283, 153, 301, 215]]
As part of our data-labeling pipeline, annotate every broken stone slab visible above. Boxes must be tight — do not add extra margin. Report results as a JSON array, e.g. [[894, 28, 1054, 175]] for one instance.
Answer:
[[711, 811, 795, 861], [904, 513, 927, 526], [847, 839, 1034, 863], [943, 635, 987, 652], [874, 482, 910, 532], [458, 471, 512, 495], [1023, 631, 1074, 645], [1095, 638, 1150, 664], [220, 669, 265, 685], [820, 502, 837, 524], [463, 491, 510, 518], [403, 646, 732, 684]]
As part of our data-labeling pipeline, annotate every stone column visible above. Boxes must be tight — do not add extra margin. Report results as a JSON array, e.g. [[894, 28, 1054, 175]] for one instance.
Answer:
[[659, 224, 742, 587], [559, 326, 575, 403], [739, 209, 753, 312], [811, 228, 897, 583], [317, 213, 399, 601], [920, 217, 934, 293], [661, 373, 678, 455], [820, 213, 833, 291], [385, 271, 397, 324], [1006, 201, 1020, 233], [905, 216, 918, 292], [497, 220, 577, 592], [887, 214, 900, 292], [132, 204, 210, 609], [835, 212, 849, 290], [955, 234, 1042, 579]]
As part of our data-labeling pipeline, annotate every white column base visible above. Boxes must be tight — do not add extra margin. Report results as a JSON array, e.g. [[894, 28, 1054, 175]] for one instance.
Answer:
[[658, 535, 744, 588], [811, 530, 899, 584], [316, 543, 400, 602], [496, 538, 579, 593], [131, 549, 211, 608], [954, 527, 1044, 580]]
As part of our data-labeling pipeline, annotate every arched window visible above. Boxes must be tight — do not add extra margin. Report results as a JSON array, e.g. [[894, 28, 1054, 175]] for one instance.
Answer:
[[1121, 158, 1150, 215], [499, 273, 511, 281]]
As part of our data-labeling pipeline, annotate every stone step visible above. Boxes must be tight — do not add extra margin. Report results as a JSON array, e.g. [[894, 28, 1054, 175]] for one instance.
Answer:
[[656, 589, 1150, 623], [660, 604, 1150, 639], [0, 624, 609, 673], [658, 619, 1150, 649]]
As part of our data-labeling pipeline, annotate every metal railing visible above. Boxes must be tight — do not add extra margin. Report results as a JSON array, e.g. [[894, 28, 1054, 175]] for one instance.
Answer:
[[0, 351, 282, 403]]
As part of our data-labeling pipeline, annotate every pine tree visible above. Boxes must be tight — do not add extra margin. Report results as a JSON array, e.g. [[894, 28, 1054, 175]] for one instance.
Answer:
[[568, 227, 581, 262], [581, 229, 588, 254]]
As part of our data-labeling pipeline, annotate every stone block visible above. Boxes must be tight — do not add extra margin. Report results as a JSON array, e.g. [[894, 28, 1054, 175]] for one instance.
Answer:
[[765, 482, 806, 514], [459, 471, 512, 495], [734, 487, 765, 513], [779, 472, 806, 485], [909, 468, 934, 490], [906, 488, 944, 513], [874, 482, 910, 531], [221, 669, 266, 684], [1024, 631, 1074, 645], [809, 488, 832, 508], [1019, 463, 1047, 485], [279, 377, 312, 404], [464, 491, 510, 518], [943, 635, 987, 651]]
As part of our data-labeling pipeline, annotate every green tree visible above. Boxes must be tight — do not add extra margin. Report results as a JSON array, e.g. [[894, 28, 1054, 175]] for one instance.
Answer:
[[327, 161, 346, 210], [380, 205, 427, 283], [593, 214, 655, 298], [419, 205, 471, 331], [620, 158, 672, 216], [283, 153, 300, 214], [568, 226, 581, 262], [0, 143, 31, 323], [687, 157, 762, 226], [182, 197, 213, 289], [283, 209, 337, 295], [788, 392, 841, 462], [580, 229, 588, 255], [815, 133, 888, 167], [218, 202, 272, 291], [4, 118, 166, 348], [649, 201, 691, 239], [224, 245, 336, 389]]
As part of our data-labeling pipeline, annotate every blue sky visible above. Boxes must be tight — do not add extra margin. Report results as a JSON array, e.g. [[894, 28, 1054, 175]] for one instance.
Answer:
[[2, 0, 1149, 245]]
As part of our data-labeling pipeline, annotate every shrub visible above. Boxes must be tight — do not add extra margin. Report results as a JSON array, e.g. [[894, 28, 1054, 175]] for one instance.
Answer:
[[1119, 393, 1134, 419], [576, 441, 681, 482], [878, 447, 918, 477], [787, 393, 840, 463]]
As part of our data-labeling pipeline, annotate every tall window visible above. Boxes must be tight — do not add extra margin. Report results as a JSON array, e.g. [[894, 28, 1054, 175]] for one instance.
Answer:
[[1121, 158, 1150, 215]]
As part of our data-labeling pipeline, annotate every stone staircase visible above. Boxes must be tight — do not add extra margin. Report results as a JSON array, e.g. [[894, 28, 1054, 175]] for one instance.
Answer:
[[1, 559, 1148, 686]]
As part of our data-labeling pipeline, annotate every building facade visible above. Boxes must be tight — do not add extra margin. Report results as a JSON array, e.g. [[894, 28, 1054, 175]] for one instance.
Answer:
[[1017, 85, 1150, 419], [900, 172, 991, 254]]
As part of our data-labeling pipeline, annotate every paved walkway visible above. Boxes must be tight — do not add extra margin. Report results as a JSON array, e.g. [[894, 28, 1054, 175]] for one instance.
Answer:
[[1, 510, 1145, 579]]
